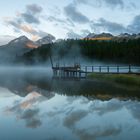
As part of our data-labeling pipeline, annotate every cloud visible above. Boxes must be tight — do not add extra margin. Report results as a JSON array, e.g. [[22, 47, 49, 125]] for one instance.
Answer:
[[104, 0, 124, 8], [74, 0, 87, 4], [4, 17, 53, 40], [26, 4, 42, 14], [48, 16, 66, 24], [47, 16, 75, 27], [20, 24, 38, 34], [74, 0, 124, 8], [0, 35, 16, 46], [66, 30, 82, 39], [64, 4, 89, 24], [127, 15, 140, 33], [20, 4, 42, 24], [90, 18, 127, 34], [21, 13, 40, 24], [4, 3, 43, 39]]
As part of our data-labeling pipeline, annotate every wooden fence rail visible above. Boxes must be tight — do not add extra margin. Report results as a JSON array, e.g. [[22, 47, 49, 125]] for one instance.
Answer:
[[52, 64, 140, 78]]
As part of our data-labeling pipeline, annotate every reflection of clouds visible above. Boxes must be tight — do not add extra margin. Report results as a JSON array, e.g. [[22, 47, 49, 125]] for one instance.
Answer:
[[126, 102, 140, 122], [52, 97, 140, 140], [46, 96, 124, 140], [47, 106, 75, 118], [5, 105, 41, 128], [75, 126, 122, 140], [89, 99, 140, 123], [66, 96, 79, 104], [4, 92, 46, 128], [63, 108, 122, 140], [64, 110, 88, 128], [89, 98, 140, 123], [20, 109, 42, 128], [89, 99, 123, 116], [2, 88, 140, 139]]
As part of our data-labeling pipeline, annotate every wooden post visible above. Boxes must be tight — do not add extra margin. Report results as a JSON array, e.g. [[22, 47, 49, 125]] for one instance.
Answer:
[[129, 65, 131, 73], [59, 68, 61, 77], [85, 66, 87, 77], [79, 72, 81, 78], [92, 66, 94, 72], [99, 66, 101, 73], [49, 55, 53, 68], [117, 66, 119, 73], [107, 66, 109, 73], [67, 71, 69, 77]]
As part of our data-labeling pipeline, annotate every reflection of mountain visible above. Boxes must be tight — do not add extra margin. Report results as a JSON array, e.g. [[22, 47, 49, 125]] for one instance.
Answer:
[[0, 71, 140, 101], [0, 72, 54, 99], [1, 71, 140, 139]]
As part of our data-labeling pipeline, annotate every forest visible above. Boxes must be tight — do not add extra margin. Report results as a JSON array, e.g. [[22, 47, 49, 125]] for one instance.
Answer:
[[21, 38, 140, 65]]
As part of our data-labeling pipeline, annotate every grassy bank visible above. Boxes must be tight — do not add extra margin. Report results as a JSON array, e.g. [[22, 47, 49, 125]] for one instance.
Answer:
[[88, 73, 140, 87]]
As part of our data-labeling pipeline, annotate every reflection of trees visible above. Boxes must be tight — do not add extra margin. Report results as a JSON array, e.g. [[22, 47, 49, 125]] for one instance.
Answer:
[[0, 72, 54, 99], [0, 71, 140, 101], [50, 79, 140, 101]]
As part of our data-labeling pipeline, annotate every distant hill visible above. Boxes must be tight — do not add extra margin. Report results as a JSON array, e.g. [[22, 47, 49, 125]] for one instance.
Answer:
[[84, 32, 140, 41], [0, 34, 55, 64], [85, 33, 113, 40], [36, 34, 55, 46], [22, 38, 140, 65], [0, 32, 140, 65]]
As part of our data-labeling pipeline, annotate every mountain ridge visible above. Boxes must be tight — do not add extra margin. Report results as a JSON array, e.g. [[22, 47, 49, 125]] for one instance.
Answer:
[[85, 32, 140, 41], [0, 34, 55, 63]]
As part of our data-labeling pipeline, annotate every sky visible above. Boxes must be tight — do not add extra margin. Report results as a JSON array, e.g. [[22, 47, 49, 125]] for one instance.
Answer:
[[0, 0, 140, 44]]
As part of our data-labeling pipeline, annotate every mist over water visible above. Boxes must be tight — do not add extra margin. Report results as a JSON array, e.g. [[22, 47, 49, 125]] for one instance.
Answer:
[[0, 68, 140, 140]]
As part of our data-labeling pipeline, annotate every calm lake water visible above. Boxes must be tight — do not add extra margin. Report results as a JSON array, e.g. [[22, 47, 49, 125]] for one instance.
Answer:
[[0, 68, 140, 140]]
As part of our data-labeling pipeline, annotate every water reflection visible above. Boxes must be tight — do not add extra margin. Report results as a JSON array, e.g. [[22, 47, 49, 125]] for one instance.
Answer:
[[0, 70, 140, 140]]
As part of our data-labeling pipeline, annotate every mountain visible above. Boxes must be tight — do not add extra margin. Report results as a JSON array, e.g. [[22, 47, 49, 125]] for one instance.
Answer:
[[0, 36, 34, 53], [36, 34, 55, 46], [0, 36, 37, 63], [85, 33, 113, 40], [85, 32, 140, 41], [55, 39, 64, 43], [0, 34, 55, 63]]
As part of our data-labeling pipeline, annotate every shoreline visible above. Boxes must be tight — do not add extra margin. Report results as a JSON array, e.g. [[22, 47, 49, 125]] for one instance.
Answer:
[[88, 73, 140, 88]]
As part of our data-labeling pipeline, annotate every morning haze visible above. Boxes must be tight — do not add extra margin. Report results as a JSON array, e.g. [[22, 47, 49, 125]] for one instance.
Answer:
[[0, 0, 140, 140]]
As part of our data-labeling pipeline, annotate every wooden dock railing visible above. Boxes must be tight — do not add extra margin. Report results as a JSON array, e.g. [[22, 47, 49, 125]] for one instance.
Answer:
[[52, 64, 140, 78], [81, 65, 140, 73]]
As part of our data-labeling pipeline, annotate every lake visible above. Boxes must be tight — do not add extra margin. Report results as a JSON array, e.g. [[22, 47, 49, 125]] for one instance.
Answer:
[[0, 67, 140, 140]]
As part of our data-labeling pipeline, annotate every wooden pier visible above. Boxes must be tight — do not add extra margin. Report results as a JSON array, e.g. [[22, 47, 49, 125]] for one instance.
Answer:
[[52, 64, 140, 78], [52, 63, 84, 78]]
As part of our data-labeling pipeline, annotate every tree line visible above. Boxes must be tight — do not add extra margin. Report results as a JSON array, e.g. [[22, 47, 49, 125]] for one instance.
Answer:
[[21, 38, 140, 65]]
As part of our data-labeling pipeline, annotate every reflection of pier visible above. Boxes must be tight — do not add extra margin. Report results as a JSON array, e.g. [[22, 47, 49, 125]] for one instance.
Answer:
[[52, 64, 140, 78]]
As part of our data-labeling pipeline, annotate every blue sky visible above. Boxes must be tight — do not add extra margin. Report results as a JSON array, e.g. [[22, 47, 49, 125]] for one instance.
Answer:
[[0, 0, 140, 42]]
